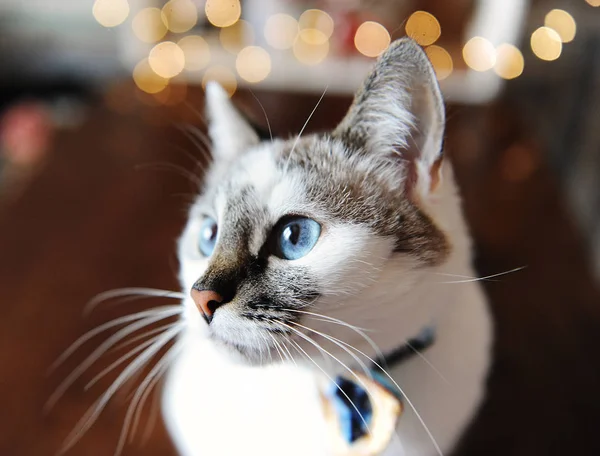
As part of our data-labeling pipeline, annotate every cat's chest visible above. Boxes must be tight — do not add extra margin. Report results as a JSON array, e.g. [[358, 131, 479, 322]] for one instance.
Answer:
[[162, 338, 330, 456]]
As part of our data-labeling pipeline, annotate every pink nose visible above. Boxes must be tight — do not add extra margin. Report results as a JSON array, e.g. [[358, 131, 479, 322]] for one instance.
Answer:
[[190, 289, 224, 323]]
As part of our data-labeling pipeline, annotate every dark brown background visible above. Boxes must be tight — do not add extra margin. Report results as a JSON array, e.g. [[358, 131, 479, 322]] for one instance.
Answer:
[[1, 87, 599, 455]]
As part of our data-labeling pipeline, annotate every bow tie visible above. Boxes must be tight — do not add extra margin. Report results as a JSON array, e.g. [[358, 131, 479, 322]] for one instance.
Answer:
[[318, 326, 435, 455]]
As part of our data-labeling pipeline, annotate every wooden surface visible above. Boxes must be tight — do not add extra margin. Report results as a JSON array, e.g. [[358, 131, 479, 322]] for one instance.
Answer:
[[0, 87, 599, 455]]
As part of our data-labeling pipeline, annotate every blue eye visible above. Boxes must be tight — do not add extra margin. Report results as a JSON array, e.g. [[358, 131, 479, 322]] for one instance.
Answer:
[[198, 217, 218, 257], [272, 217, 321, 260]]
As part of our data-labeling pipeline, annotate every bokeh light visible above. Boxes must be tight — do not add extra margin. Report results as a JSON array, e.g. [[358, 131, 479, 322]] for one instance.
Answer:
[[544, 9, 576, 43], [178, 35, 211, 71], [148, 41, 186, 78], [494, 44, 524, 79], [236, 46, 271, 83], [298, 9, 334, 45], [93, 0, 130, 28], [463, 36, 496, 71], [205, 0, 241, 28], [354, 21, 390, 58], [132, 8, 167, 43], [161, 0, 198, 34], [405, 11, 441, 46], [220, 20, 254, 54], [133, 58, 169, 94], [202, 66, 237, 97], [293, 33, 330, 65], [585, 0, 600, 6], [425, 45, 453, 81], [531, 27, 562, 61], [264, 14, 298, 50]]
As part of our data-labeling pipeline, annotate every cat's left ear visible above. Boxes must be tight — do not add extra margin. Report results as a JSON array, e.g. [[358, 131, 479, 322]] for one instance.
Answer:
[[205, 81, 259, 161], [333, 38, 445, 196]]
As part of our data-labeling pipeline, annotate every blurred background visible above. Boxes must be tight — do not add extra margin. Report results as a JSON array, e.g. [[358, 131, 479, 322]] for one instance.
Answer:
[[0, 0, 599, 455]]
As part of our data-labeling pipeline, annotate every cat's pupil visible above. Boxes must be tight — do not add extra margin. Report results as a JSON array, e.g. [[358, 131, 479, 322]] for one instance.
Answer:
[[284, 224, 300, 245]]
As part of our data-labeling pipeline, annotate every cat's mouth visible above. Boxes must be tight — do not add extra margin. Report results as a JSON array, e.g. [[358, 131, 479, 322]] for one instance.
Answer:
[[206, 314, 298, 365], [189, 292, 319, 364]]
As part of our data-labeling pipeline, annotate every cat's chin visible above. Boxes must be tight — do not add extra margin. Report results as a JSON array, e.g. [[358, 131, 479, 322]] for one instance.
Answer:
[[210, 336, 280, 367]]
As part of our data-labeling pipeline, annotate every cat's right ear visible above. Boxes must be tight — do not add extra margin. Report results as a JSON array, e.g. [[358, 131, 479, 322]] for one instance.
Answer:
[[333, 38, 445, 198], [205, 82, 259, 162]]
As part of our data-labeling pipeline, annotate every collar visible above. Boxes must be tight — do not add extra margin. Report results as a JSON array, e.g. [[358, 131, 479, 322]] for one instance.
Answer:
[[320, 326, 436, 455]]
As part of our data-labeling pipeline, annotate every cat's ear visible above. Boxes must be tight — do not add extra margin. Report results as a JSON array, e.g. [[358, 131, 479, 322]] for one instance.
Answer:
[[333, 38, 445, 195], [205, 81, 259, 161]]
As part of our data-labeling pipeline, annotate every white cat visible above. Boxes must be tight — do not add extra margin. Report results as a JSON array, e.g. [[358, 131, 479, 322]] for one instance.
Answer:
[[161, 38, 492, 456]]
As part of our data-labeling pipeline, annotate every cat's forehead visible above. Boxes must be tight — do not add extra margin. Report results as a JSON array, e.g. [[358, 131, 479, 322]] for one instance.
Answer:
[[210, 135, 339, 218]]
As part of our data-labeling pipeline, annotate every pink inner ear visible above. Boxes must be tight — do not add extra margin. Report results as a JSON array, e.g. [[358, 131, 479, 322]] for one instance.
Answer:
[[429, 156, 444, 193]]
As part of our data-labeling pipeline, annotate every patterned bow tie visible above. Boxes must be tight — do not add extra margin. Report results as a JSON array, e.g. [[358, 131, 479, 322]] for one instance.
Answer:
[[318, 326, 435, 455], [320, 371, 403, 455]]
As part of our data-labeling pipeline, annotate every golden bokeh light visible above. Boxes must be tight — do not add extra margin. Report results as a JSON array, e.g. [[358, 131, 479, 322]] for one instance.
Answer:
[[148, 41, 186, 78], [544, 9, 576, 43], [220, 20, 254, 54], [132, 8, 167, 43], [293, 33, 329, 65], [264, 14, 298, 50], [531, 26, 562, 61], [162, 0, 198, 34], [494, 44, 524, 79], [585, 0, 600, 6], [202, 66, 237, 97], [299, 29, 328, 46], [425, 45, 453, 81], [405, 11, 441, 46], [236, 46, 271, 83], [205, 0, 241, 28], [354, 21, 390, 58], [93, 0, 130, 28], [298, 9, 334, 44], [463, 36, 496, 71], [133, 58, 169, 94], [178, 35, 211, 71]]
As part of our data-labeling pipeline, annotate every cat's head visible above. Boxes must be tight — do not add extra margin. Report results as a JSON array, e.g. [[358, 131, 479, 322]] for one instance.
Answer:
[[178, 38, 464, 365]]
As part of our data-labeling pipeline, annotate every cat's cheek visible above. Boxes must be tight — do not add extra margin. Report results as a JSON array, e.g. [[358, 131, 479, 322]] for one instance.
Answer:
[[291, 223, 394, 295]]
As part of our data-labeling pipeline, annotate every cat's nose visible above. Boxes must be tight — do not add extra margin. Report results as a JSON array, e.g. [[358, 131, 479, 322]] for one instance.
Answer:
[[190, 288, 225, 324]]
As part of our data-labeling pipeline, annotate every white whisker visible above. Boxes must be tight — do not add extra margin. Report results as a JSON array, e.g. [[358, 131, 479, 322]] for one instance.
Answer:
[[112, 322, 178, 353], [434, 266, 525, 284], [85, 287, 184, 315], [126, 340, 184, 447], [283, 308, 385, 361], [47, 307, 182, 411], [135, 162, 204, 188], [281, 329, 372, 437], [267, 333, 285, 364], [85, 323, 181, 390], [283, 86, 328, 174], [59, 326, 181, 455], [279, 337, 298, 367], [84, 334, 163, 391], [249, 90, 273, 143], [404, 341, 451, 386], [289, 321, 372, 380]]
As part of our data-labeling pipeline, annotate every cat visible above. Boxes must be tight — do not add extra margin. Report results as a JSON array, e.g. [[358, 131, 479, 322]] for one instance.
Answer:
[[161, 38, 492, 456]]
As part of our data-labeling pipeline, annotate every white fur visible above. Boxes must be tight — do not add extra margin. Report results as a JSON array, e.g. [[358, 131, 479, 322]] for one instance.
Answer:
[[163, 40, 491, 456], [164, 155, 492, 455]]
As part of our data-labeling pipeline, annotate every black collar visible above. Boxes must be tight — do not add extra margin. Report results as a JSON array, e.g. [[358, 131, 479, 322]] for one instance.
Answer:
[[371, 325, 436, 373]]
